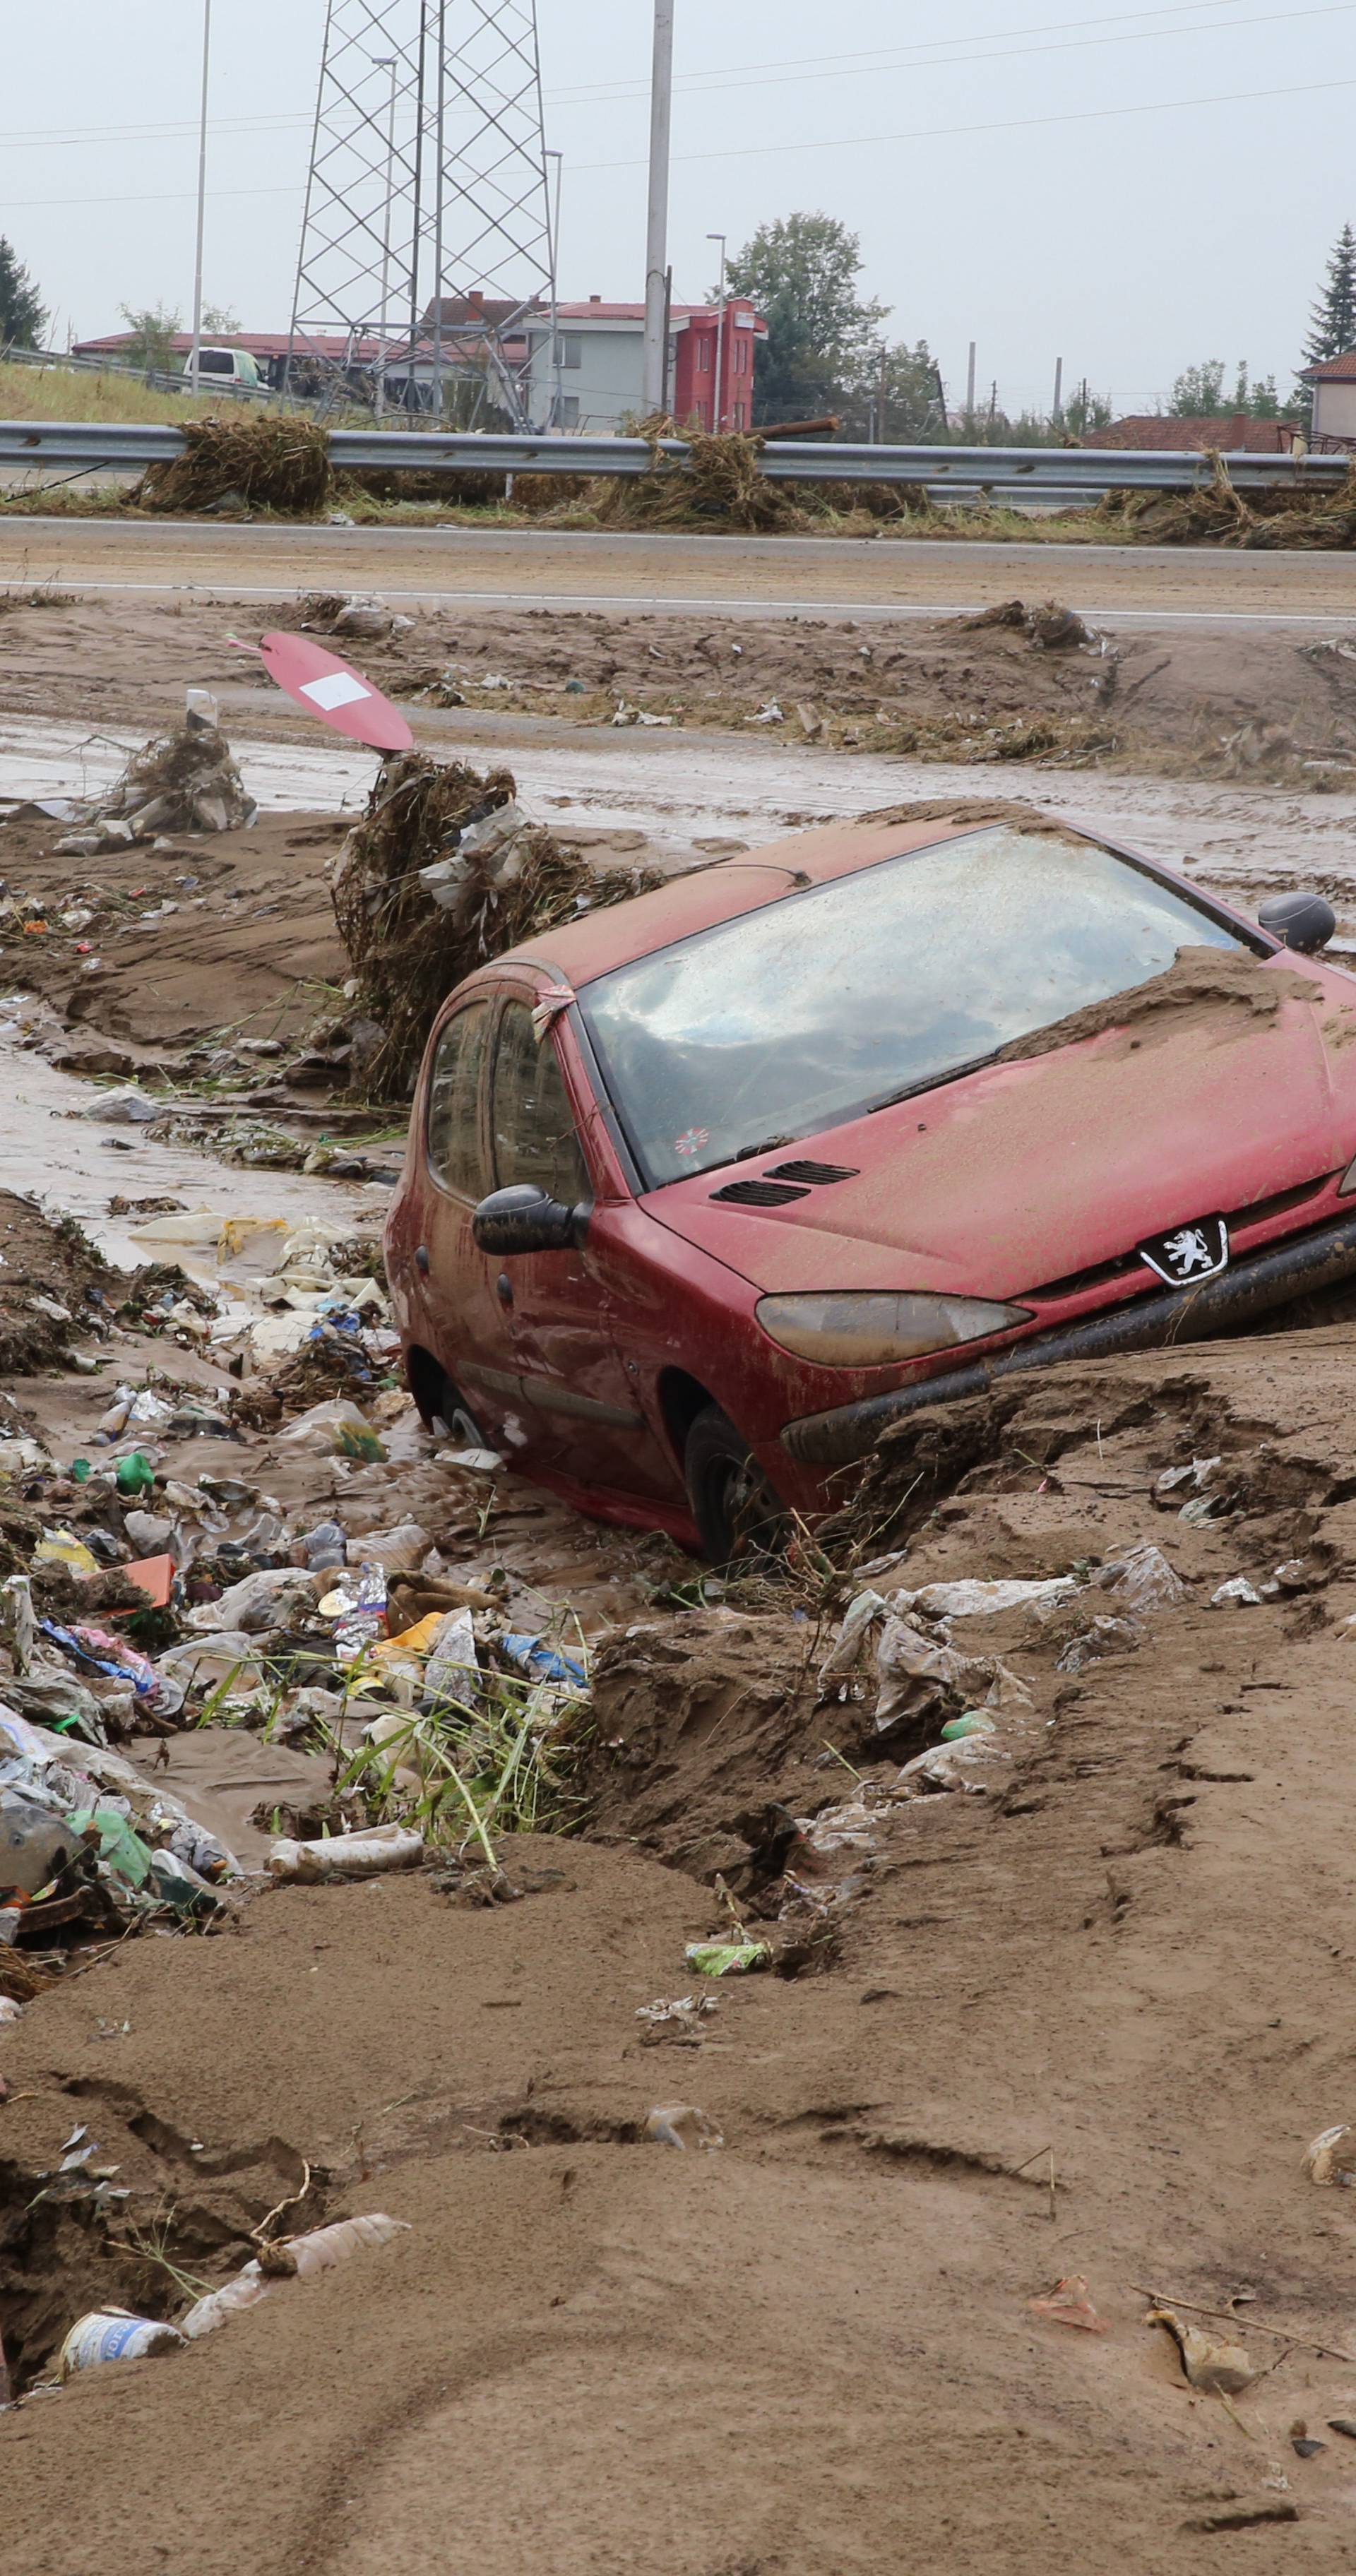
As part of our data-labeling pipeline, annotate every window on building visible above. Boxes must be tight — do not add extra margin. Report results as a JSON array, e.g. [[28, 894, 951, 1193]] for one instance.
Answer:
[[696, 336, 710, 371], [559, 393, 580, 427], [554, 334, 582, 369]]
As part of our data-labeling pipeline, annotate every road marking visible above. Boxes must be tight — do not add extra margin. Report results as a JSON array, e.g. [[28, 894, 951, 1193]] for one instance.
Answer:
[[0, 572, 1351, 633]]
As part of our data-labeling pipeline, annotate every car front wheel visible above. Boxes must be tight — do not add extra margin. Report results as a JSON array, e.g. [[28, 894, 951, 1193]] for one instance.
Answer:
[[684, 1404, 786, 1566]]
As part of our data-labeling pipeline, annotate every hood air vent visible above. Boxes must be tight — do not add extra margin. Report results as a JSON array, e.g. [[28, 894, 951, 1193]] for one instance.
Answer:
[[710, 1178, 811, 1208], [767, 1159, 860, 1185]]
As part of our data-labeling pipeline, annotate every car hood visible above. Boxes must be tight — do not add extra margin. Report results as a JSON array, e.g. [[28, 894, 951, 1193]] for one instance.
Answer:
[[641, 954, 1356, 1296]]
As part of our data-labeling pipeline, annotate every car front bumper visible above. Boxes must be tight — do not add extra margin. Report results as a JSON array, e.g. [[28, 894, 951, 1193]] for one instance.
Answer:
[[779, 1206, 1356, 1469]]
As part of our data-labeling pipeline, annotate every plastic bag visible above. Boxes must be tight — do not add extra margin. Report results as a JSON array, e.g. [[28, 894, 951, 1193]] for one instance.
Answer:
[[684, 1940, 771, 1977], [896, 1576, 1078, 1621], [157, 1633, 265, 1695], [185, 1567, 316, 1637], [424, 1606, 479, 1705], [1095, 1539, 1184, 1614], [645, 2105, 724, 2150], [279, 1397, 386, 1462], [34, 1529, 100, 1580]]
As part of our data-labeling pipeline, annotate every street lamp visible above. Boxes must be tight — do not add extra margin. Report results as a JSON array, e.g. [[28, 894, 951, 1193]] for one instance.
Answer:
[[372, 54, 398, 417], [706, 229, 725, 433], [189, 0, 212, 391]]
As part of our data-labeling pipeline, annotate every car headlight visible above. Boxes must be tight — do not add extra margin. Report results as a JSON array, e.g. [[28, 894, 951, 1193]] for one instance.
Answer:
[[754, 1290, 1034, 1367], [1340, 1155, 1356, 1196]]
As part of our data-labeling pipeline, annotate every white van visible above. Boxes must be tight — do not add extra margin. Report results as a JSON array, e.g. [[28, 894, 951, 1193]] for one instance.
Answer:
[[183, 345, 262, 390]]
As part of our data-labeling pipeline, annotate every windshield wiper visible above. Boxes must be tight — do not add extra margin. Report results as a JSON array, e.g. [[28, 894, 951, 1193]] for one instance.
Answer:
[[731, 1133, 796, 1163], [868, 1050, 998, 1115]]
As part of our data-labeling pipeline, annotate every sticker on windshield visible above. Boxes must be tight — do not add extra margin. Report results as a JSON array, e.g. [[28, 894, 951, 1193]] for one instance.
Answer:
[[1138, 1215, 1229, 1287], [674, 1129, 710, 1158]]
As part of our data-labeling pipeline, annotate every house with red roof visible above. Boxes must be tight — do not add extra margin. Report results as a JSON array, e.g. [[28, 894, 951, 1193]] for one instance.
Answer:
[[1081, 413, 1301, 454], [1300, 350, 1356, 449]]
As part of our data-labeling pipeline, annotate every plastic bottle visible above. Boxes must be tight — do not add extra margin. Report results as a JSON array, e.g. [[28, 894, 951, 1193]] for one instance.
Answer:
[[115, 1452, 156, 1498]]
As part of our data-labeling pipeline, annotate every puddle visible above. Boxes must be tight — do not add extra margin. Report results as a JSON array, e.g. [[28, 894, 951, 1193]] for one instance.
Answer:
[[0, 1025, 390, 1270], [6, 708, 1356, 900]]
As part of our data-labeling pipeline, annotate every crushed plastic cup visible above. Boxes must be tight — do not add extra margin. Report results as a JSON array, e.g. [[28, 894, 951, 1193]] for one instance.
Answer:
[[59, 2309, 186, 2378], [645, 2104, 725, 2150], [343, 1522, 429, 1573]]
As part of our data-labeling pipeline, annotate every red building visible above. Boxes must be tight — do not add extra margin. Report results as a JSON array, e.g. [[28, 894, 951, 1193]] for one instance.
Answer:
[[670, 298, 765, 431]]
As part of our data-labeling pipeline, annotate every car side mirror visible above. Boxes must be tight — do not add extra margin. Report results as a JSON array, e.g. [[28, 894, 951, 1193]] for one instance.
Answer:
[[472, 1183, 589, 1255], [1258, 891, 1336, 954]]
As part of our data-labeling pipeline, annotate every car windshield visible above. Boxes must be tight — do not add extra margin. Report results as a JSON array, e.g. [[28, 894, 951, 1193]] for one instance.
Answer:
[[578, 825, 1249, 1188]]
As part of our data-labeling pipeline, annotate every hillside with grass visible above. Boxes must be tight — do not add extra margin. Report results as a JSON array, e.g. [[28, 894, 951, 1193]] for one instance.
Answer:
[[0, 358, 245, 425]]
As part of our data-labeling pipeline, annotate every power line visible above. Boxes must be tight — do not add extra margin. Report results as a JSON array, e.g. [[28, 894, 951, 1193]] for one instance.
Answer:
[[0, 0, 1338, 150], [571, 68, 1356, 172]]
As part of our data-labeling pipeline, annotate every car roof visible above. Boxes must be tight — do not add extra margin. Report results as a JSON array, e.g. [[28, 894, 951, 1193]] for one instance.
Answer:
[[487, 812, 1026, 989]]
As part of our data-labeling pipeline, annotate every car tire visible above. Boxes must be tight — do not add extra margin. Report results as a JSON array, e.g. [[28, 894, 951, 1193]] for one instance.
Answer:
[[428, 1369, 485, 1448], [684, 1405, 786, 1566]]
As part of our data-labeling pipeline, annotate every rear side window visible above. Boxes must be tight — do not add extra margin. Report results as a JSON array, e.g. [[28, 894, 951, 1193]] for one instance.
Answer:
[[491, 1003, 589, 1205], [426, 1001, 489, 1198], [198, 350, 231, 374]]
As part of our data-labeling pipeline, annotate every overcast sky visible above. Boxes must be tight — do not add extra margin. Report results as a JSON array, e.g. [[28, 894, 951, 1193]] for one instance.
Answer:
[[4, 0, 1352, 412]]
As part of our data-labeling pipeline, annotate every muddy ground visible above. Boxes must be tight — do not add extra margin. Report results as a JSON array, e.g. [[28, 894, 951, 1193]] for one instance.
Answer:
[[8, 1260, 1356, 2568], [6, 588, 1356, 782], [11, 571, 1356, 2570]]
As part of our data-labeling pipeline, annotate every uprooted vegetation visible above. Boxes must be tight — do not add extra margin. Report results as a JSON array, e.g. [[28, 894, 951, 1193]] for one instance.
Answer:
[[330, 752, 663, 1097], [1098, 456, 1356, 551]]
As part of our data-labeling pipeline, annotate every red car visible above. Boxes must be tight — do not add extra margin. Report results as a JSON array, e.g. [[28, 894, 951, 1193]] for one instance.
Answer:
[[385, 806, 1356, 1558]]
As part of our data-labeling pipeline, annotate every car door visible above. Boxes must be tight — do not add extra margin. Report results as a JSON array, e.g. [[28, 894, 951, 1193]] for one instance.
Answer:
[[485, 989, 676, 1498], [405, 995, 524, 1442]]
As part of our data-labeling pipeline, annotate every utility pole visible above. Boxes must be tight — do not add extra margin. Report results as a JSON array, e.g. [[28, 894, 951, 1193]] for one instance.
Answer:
[[189, 0, 212, 391], [1051, 354, 1063, 425], [707, 229, 726, 430], [965, 338, 976, 427], [877, 342, 888, 443], [547, 148, 564, 427], [431, 0, 446, 417], [373, 54, 398, 418], [642, 0, 674, 416], [405, 0, 427, 417]]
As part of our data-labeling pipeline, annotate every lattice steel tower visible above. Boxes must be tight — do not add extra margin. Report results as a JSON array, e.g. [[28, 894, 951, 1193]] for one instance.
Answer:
[[288, 0, 557, 426]]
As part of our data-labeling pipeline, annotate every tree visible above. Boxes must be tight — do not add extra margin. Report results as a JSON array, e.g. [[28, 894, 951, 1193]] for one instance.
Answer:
[[838, 338, 946, 442], [0, 237, 47, 350], [118, 302, 183, 374], [722, 213, 888, 424], [1167, 358, 1282, 419], [202, 302, 240, 336], [1292, 222, 1356, 425], [1169, 358, 1227, 415], [1304, 222, 1356, 364]]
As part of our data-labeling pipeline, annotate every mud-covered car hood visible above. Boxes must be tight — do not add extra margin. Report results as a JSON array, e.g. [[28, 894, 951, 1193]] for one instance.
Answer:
[[640, 955, 1356, 1297]]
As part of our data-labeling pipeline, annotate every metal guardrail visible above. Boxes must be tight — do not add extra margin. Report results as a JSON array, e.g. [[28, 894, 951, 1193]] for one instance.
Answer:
[[0, 416, 1346, 496], [0, 343, 274, 403]]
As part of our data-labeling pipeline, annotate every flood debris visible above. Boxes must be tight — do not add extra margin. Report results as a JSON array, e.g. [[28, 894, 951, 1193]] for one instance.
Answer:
[[53, 692, 256, 850], [331, 751, 662, 1096], [644, 2104, 724, 2149], [1146, 2302, 1256, 2394], [1027, 2275, 1109, 2334], [128, 414, 333, 518]]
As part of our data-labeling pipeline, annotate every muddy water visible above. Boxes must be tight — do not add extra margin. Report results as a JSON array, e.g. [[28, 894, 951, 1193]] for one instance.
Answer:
[[0, 1022, 390, 1269], [6, 705, 1356, 896]]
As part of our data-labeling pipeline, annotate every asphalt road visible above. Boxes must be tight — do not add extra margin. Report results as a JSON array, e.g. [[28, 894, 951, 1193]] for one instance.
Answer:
[[2, 516, 1355, 628]]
